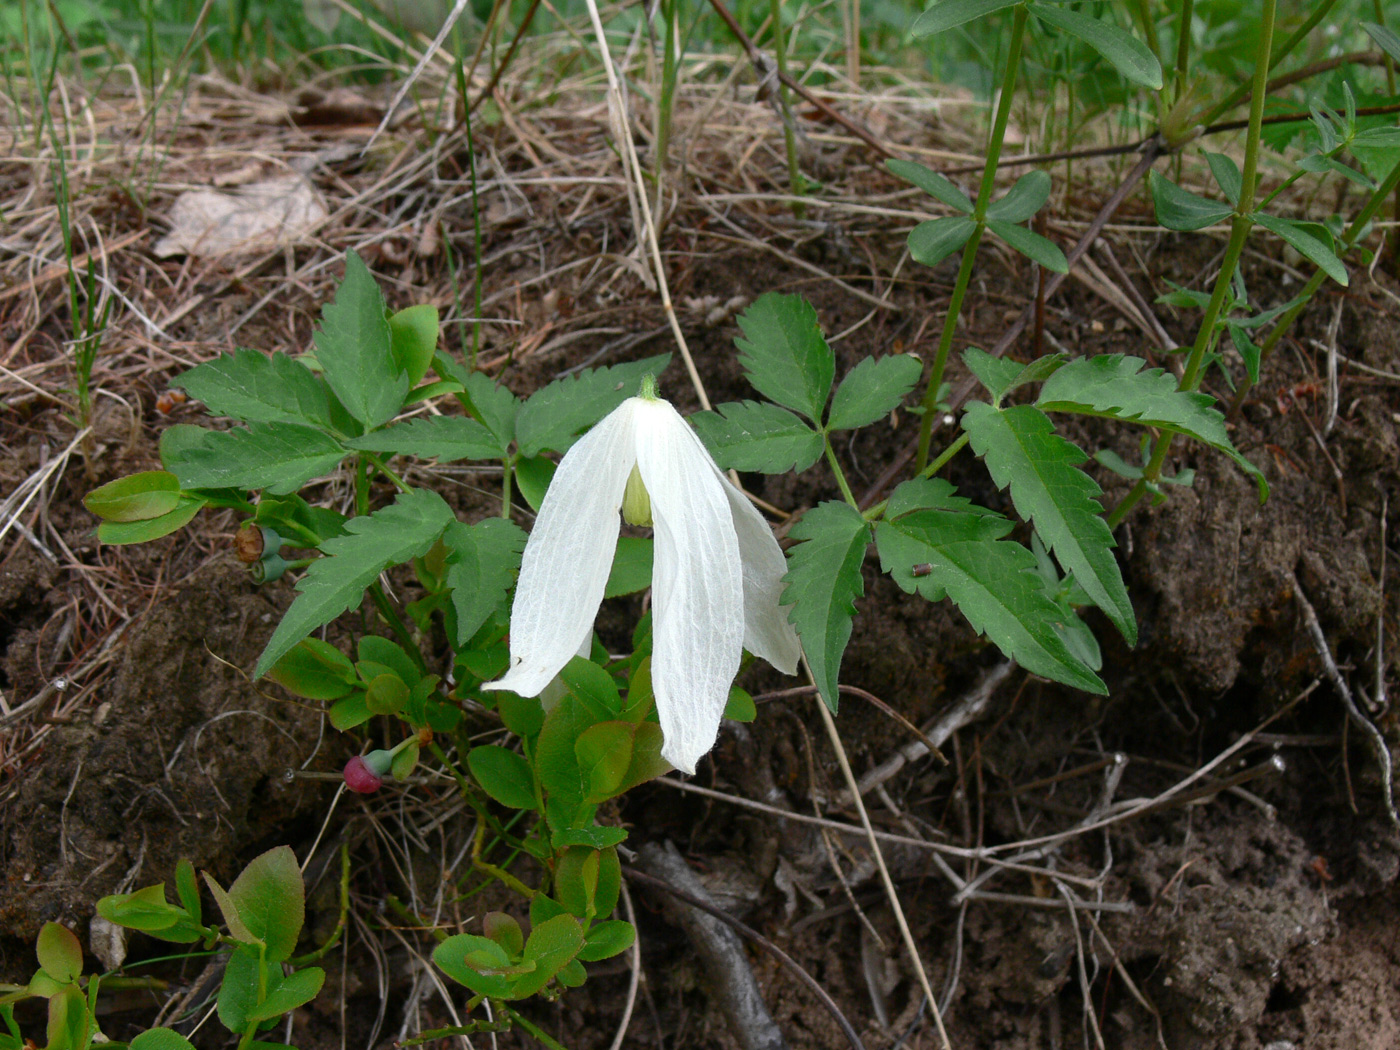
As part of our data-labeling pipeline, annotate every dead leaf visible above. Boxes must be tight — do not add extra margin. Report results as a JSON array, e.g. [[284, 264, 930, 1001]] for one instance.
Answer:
[[154, 176, 328, 259]]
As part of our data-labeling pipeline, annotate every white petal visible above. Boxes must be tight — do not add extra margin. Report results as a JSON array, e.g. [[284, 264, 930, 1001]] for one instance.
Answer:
[[484, 400, 638, 697], [718, 474, 802, 675], [635, 399, 745, 773]]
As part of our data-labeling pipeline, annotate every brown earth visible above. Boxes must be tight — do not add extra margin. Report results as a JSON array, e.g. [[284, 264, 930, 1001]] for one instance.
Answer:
[[2, 78, 1399, 1050]]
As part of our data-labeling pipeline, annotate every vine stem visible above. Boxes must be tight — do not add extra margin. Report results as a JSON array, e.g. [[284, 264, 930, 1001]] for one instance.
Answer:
[[915, 4, 1029, 472], [1108, 0, 1277, 529]]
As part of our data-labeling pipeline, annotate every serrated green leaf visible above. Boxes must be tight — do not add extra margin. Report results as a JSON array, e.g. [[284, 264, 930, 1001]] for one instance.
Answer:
[[1035, 354, 1267, 499], [1205, 152, 1242, 206], [96, 498, 204, 545], [1251, 212, 1349, 286], [827, 354, 923, 431], [255, 489, 456, 676], [912, 0, 1020, 37], [782, 501, 870, 711], [451, 363, 518, 452], [985, 170, 1051, 224], [515, 354, 671, 456], [314, 251, 408, 429], [691, 401, 824, 472], [876, 479, 1105, 694], [908, 215, 977, 267], [1150, 171, 1233, 231], [886, 159, 973, 213], [733, 294, 835, 424], [175, 349, 332, 427], [605, 536, 653, 598], [247, 966, 324, 1023], [346, 415, 501, 463], [962, 347, 1068, 405], [167, 423, 347, 495], [961, 402, 1135, 645], [443, 517, 527, 647], [1027, 2, 1162, 88], [986, 219, 1068, 272], [468, 745, 538, 810]]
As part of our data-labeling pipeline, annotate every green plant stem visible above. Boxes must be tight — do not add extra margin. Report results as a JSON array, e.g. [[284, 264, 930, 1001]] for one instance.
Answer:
[[864, 431, 970, 521], [1109, 0, 1277, 529], [654, 0, 680, 190], [1198, 0, 1334, 128], [368, 583, 425, 673], [914, 4, 1029, 473], [1129, 0, 1161, 68], [1173, 0, 1194, 103], [768, 0, 805, 216], [1376, 0, 1397, 93], [824, 440, 857, 509], [1229, 152, 1400, 414], [362, 452, 411, 493], [504, 1006, 571, 1050], [500, 456, 514, 517]]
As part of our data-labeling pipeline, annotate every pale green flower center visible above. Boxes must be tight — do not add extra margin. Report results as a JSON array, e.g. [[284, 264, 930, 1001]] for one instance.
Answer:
[[622, 463, 652, 527]]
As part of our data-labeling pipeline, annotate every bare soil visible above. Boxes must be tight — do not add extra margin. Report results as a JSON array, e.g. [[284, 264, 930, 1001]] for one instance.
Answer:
[[2, 74, 1399, 1050]]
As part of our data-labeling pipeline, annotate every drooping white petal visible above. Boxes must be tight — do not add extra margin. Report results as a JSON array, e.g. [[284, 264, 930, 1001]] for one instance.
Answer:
[[484, 401, 638, 698], [635, 398, 745, 774], [717, 472, 802, 675]]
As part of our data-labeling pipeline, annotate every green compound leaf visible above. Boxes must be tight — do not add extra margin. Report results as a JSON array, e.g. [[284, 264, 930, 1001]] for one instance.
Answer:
[[226, 846, 304, 963], [1251, 213, 1349, 286], [443, 517, 527, 647], [346, 415, 502, 463], [960, 402, 1135, 645], [468, 745, 537, 810], [1035, 354, 1268, 500], [435, 360, 517, 453], [515, 354, 672, 457], [733, 293, 835, 425], [1027, 2, 1163, 88], [1149, 171, 1233, 231], [827, 354, 924, 431], [313, 250, 408, 430], [255, 489, 457, 677], [986, 219, 1068, 273], [908, 215, 977, 267], [985, 170, 1051, 224], [886, 159, 973, 214], [782, 501, 871, 711], [174, 348, 332, 427], [691, 401, 824, 472], [166, 422, 348, 495], [913, 0, 1020, 37], [876, 479, 1106, 694]]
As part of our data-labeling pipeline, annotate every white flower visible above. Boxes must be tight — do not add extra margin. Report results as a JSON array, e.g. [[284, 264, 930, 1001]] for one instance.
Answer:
[[483, 389, 801, 773]]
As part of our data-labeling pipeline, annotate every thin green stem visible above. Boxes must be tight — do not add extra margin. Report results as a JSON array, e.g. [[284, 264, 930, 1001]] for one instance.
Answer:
[[1110, 0, 1277, 528], [1173, 0, 1193, 103], [1129, 0, 1161, 70], [824, 439, 858, 509], [864, 432, 971, 521], [655, 0, 680, 191], [768, 0, 805, 216], [914, 4, 1029, 472], [1198, 0, 1335, 128], [361, 452, 411, 493], [504, 1007, 571, 1050], [501, 456, 514, 517]]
